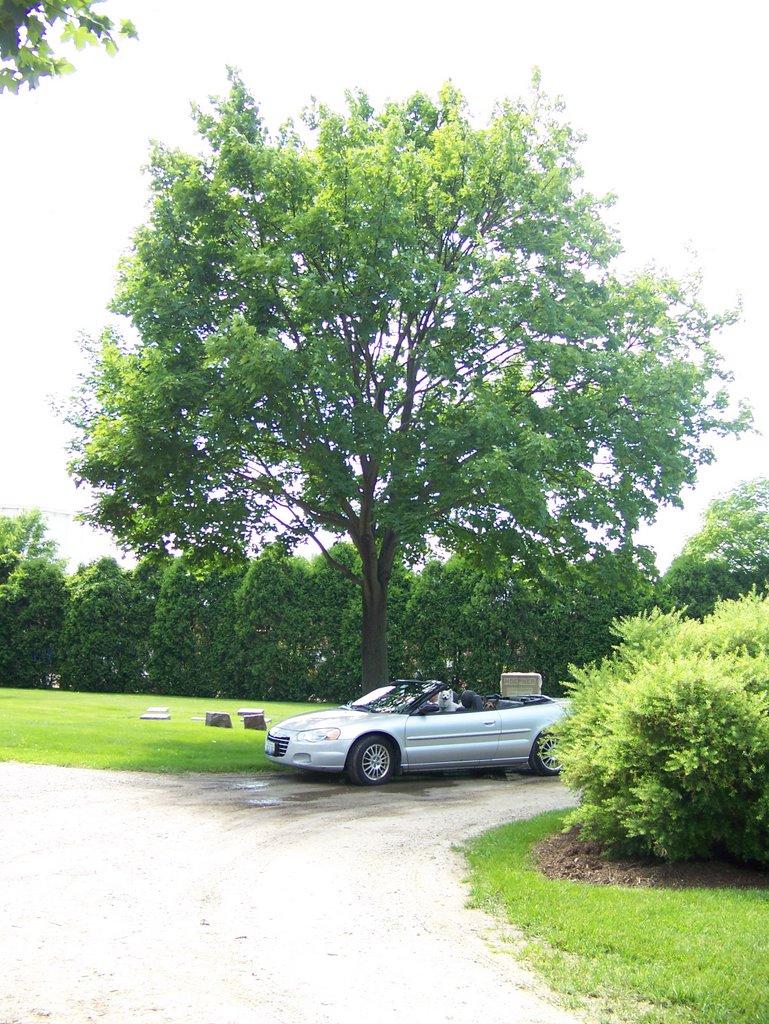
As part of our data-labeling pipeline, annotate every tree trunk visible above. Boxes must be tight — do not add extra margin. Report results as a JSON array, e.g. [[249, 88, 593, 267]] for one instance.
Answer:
[[361, 569, 389, 691], [356, 527, 398, 691]]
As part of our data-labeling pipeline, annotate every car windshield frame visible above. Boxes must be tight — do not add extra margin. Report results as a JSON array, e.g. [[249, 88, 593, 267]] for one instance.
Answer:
[[344, 679, 441, 715]]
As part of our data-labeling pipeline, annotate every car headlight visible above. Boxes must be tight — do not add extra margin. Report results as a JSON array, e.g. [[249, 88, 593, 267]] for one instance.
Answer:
[[296, 727, 342, 743]]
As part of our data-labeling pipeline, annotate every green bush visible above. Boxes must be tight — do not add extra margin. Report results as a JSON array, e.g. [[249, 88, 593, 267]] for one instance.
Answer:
[[0, 558, 69, 687], [606, 593, 769, 683], [558, 594, 769, 866], [694, 591, 769, 665], [59, 558, 146, 693]]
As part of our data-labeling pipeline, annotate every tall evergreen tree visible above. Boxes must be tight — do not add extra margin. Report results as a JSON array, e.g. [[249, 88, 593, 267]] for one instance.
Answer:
[[0, 559, 68, 687], [60, 558, 144, 692]]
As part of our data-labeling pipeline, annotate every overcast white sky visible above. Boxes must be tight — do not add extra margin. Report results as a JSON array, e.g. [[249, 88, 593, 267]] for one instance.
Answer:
[[1, 0, 767, 569]]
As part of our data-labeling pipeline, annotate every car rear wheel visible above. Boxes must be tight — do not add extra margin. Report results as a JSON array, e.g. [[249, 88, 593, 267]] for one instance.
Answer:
[[347, 736, 397, 786], [529, 731, 561, 776]]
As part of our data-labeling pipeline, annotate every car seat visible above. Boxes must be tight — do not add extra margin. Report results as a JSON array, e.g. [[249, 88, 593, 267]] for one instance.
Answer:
[[459, 690, 484, 712]]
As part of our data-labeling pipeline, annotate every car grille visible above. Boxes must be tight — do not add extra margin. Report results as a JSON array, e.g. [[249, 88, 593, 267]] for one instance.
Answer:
[[268, 731, 289, 757]]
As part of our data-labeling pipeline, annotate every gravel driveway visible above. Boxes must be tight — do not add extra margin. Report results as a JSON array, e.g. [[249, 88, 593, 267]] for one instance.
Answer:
[[1, 762, 583, 1024]]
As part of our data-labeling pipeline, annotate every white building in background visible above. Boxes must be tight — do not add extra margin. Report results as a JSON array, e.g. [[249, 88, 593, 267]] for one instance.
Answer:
[[0, 505, 133, 571]]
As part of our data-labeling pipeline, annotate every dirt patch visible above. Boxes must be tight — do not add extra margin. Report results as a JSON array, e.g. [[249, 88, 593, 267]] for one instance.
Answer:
[[535, 826, 769, 889]]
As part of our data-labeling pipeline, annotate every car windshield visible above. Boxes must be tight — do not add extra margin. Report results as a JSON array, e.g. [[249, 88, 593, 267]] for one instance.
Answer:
[[344, 680, 440, 715]]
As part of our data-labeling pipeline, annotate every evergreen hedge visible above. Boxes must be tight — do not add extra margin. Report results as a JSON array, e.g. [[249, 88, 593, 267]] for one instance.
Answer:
[[0, 543, 656, 700]]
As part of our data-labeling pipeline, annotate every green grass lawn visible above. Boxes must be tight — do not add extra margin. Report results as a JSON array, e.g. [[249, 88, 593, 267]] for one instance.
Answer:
[[463, 810, 769, 1024], [0, 687, 327, 773]]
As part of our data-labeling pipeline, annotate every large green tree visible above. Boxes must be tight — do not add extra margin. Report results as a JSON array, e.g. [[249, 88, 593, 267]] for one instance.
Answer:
[[69, 75, 747, 688], [0, 1, 136, 93]]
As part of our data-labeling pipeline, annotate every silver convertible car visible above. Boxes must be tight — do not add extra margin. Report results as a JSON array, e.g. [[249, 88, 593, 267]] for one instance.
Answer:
[[265, 679, 567, 785]]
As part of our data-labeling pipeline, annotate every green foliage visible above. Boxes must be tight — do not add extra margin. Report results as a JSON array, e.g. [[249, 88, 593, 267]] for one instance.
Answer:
[[235, 544, 316, 701], [606, 605, 688, 667], [59, 557, 146, 692], [657, 553, 742, 619], [684, 477, 769, 580], [697, 591, 769, 663], [150, 558, 245, 697], [0, 505, 655, 700], [0, 508, 61, 581], [558, 594, 769, 865], [464, 811, 769, 1024], [527, 547, 656, 691], [0, 511, 68, 687], [401, 549, 654, 693], [659, 479, 769, 618], [128, 556, 166, 686], [403, 558, 477, 685], [69, 74, 748, 686], [235, 541, 408, 702], [610, 592, 769, 678], [0, 0, 137, 93], [304, 544, 365, 700], [401, 556, 537, 690], [0, 558, 69, 687]]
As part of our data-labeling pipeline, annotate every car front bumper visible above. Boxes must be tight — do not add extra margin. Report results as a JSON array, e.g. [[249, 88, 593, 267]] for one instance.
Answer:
[[265, 731, 348, 773]]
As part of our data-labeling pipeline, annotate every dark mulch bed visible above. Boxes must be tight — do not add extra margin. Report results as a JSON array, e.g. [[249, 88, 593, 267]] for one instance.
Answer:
[[534, 827, 769, 889]]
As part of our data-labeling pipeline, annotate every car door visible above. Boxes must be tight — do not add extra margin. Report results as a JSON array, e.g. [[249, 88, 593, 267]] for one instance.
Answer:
[[402, 707, 501, 769], [493, 703, 554, 765]]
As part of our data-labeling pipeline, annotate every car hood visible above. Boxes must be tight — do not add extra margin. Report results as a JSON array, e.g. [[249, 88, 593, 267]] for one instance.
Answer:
[[272, 708, 376, 733]]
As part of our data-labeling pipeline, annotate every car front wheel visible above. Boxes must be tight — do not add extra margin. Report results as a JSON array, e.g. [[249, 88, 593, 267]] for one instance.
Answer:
[[529, 731, 561, 776], [347, 736, 397, 786]]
